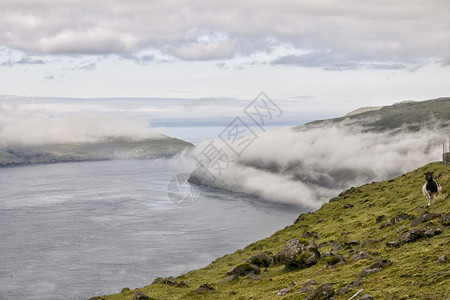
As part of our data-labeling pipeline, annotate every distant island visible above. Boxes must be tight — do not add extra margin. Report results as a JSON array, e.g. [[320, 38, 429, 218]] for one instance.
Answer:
[[0, 136, 193, 168]]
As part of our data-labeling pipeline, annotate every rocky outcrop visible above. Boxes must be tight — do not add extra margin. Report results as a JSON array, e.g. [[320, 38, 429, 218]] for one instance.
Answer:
[[195, 283, 214, 292], [276, 282, 297, 296], [361, 259, 392, 276], [353, 250, 370, 261], [276, 239, 320, 270], [411, 212, 441, 227], [227, 263, 261, 277], [379, 214, 415, 229], [305, 283, 335, 300], [133, 291, 150, 300], [400, 226, 443, 243], [326, 254, 347, 268], [442, 214, 450, 226], [152, 276, 177, 285], [246, 252, 273, 268]]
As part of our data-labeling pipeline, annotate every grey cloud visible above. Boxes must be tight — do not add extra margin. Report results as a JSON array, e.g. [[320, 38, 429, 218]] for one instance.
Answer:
[[0, 0, 449, 68]]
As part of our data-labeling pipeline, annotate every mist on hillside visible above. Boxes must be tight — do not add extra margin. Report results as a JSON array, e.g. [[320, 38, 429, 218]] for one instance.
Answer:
[[0, 103, 163, 147], [190, 120, 447, 209]]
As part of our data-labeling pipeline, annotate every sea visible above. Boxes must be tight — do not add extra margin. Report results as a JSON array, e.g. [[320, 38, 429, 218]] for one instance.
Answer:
[[0, 125, 302, 299]]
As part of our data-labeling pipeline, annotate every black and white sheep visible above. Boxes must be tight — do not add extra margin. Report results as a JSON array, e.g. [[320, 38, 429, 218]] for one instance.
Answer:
[[422, 172, 442, 206]]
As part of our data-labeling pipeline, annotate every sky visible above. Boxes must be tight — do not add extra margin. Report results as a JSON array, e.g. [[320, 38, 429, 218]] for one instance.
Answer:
[[0, 0, 449, 111]]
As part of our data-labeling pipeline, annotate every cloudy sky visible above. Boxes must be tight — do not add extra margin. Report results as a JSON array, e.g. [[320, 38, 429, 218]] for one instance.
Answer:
[[0, 0, 449, 109]]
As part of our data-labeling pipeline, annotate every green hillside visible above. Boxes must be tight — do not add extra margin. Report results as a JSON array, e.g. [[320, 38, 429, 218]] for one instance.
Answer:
[[0, 137, 193, 167], [98, 162, 449, 300], [300, 97, 450, 132]]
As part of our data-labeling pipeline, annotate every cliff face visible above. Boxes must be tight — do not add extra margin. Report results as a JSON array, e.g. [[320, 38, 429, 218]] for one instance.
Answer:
[[0, 137, 193, 167], [101, 162, 449, 299]]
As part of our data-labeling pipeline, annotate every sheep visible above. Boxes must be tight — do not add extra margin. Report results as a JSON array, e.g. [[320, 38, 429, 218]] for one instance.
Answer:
[[422, 172, 442, 206]]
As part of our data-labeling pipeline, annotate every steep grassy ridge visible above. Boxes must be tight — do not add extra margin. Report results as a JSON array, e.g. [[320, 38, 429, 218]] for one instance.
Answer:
[[100, 162, 449, 300], [302, 98, 450, 132]]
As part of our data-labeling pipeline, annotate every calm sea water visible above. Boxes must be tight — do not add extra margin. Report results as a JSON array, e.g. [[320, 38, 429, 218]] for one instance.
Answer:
[[0, 159, 301, 299]]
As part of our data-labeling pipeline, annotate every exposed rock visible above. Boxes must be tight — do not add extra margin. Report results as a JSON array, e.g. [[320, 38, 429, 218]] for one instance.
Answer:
[[335, 287, 350, 295], [332, 243, 343, 251], [353, 250, 370, 261], [390, 214, 415, 224], [386, 241, 400, 248], [276, 239, 320, 270], [303, 279, 319, 286], [195, 283, 214, 292], [317, 218, 325, 223], [227, 263, 260, 276], [438, 255, 447, 263], [134, 291, 150, 300], [302, 231, 319, 239], [321, 252, 334, 258], [326, 255, 347, 268], [423, 226, 443, 238], [305, 283, 335, 300], [342, 241, 360, 249], [195, 284, 214, 292], [357, 294, 374, 300], [329, 187, 361, 203], [220, 275, 238, 283], [348, 278, 363, 287], [363, 238, 380, 246], [318, 241, 335, 248], [421, 222, 434, 229], [379, 221, 392, 230], [245, 273, 261, 280], [442, 214, 450, 226], [400, 229, 425, 243], [396, 226, 408, 232], [246, 253, 273, 268], [380, 214, 415, 230], [398, 225, 443, 244], [176, 281, 188, 288], [361, 259, 392, 276], [344, 204, 354, 209], [276, 282, 297, 296], [294, 213, 308, 224], [411, 212, 441, 227], [375, 215, 386, 223], [152, 276, 177, 285], [299, 286, 315, 293]]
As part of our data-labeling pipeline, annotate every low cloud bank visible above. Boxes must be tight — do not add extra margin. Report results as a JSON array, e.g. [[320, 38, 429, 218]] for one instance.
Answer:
[[191, 121, 446, 209], [0, 104, 162, 147]]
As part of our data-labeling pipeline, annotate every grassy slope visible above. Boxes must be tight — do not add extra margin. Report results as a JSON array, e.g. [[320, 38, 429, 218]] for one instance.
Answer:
[[300, 98, 450, 132], [101, 162, 449, 300]]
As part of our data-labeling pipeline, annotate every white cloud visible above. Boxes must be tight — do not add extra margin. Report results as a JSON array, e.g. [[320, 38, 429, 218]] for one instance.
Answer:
[[0, 100, 163, 146], [190, 121, 446, 209]]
